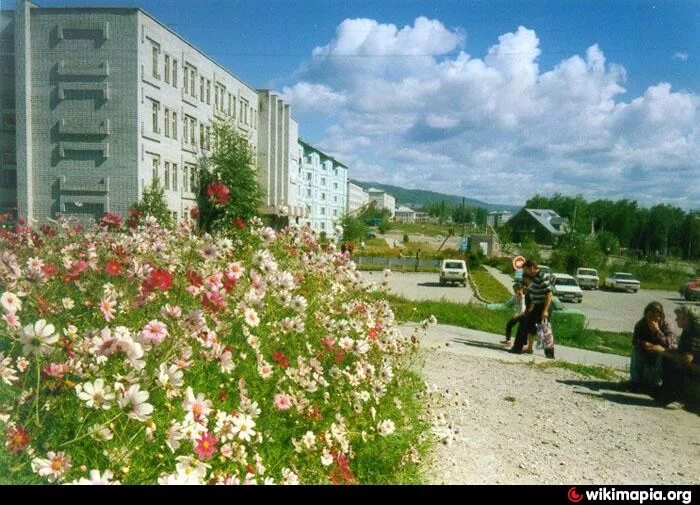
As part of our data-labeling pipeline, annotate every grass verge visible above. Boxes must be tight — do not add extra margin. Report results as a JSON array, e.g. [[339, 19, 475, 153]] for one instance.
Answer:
[[470, 266, 511, 303]]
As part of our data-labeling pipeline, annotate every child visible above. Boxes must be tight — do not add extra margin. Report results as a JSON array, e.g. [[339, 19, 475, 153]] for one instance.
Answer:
[[501, 281, 526, 348]]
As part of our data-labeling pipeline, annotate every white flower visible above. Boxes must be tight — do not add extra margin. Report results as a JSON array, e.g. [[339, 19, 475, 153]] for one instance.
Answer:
[[71, 469, 119, 485], [31, 451, 71, 482], [301, 431, 316, 449], [231, 414, 256, 442], [118, 384, 153, 421], [339, 337, 354, 351], [20, 319, 58, 356], [158, 363, 184, 390], [377, 419, 396, 436], [1, 291, 21, 313], [62, 298, 75, 310], [157, 471, 203, 485], [76, 378, 115, 410], [355, 339, 370, 354], [174, 455, 210, 481], [183, 387, 213, 422], [0, 353, 19, 385], [280, 468, 299, 485], [244, 307, 260, 327]]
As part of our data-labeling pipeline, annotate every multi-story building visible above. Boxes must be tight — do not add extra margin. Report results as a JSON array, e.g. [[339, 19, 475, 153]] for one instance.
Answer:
[[366, 188, 396, 219], [257, 90, 304, 220], [486, 210, 512, 228], [297, 139, 347, 237], [394, 205, 417, 223], [2, 1, 261, 224], [346, 181, 369, 215]]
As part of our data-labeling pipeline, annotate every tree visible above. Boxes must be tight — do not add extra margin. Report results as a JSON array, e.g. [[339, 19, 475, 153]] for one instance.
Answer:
[[340, 214, 368, 243], [130, 179, 173, 228], [197, 122, 262, 233]]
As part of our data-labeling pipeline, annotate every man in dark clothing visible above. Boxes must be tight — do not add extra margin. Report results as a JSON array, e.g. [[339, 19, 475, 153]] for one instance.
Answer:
[[510, 260, 553, 357]]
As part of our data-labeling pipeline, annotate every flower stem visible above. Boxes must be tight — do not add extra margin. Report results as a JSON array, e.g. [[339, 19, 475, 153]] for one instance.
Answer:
[[34, 355, 41, 427]]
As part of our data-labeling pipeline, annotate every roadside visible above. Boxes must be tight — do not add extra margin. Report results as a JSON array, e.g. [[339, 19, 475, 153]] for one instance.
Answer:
[[414, 323, 700, 484]]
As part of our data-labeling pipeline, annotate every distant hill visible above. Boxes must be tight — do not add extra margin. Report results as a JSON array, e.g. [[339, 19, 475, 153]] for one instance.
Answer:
[[351, 180, 521, 213]]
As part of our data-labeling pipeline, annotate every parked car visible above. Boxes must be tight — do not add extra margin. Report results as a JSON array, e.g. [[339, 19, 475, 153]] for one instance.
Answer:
[[486, 295, 585, 326], [439, 259, 468, 287], [551, 273, 583, 303], [604, 272, 640, 293], [366, 231, 377, 239], [679, 278, 700, 301], [575, 268, 600, 290]]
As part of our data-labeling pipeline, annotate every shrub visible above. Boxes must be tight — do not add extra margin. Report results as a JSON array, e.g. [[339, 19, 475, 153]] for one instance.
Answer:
[[0, 217, 430, 484], [129, 180, 173, 229]]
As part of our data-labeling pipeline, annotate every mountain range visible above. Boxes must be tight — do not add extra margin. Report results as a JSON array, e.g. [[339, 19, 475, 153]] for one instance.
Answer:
[[351, 180, 522, 213]]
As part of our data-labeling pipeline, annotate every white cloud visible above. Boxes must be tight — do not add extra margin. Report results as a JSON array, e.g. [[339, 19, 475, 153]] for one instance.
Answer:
[[673, 52, 689, 61], [283, 18, 700, 208]]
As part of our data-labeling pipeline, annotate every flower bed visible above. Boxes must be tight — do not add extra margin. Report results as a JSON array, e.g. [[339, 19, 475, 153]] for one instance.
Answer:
[[0, 216, 431, 484]]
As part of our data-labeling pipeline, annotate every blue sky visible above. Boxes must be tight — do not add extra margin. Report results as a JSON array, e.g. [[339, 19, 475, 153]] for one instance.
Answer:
[[5, 0, 700, 208]]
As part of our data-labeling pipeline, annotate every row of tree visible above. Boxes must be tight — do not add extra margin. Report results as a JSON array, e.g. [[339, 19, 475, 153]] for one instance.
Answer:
[[423, 200, 489, 226], [521, 194, 700, 260]]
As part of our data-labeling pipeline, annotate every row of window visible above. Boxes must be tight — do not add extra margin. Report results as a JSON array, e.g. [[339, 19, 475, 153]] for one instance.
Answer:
[[150, 40, 256, 128], [151, 156, 198, 194], [301, 171, 343, 189], [150, 100, 212, 150], [299, 187, 344, 203]]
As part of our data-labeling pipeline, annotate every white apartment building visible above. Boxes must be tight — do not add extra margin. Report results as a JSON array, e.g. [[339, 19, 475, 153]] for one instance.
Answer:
[[257, 90, 303, 219], [297, 139, 347, 237], [366, 188, 396, 219], [346, 181, 369, 215], [394, 205, 417, 223], [2, 1, 288, 224]]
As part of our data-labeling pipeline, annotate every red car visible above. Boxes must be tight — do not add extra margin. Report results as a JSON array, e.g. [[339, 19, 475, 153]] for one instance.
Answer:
[[679, 278, 700, 301]]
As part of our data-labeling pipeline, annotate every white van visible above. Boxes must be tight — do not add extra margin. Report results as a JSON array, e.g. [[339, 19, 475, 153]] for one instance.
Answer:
[[439, 259, 468, 287]]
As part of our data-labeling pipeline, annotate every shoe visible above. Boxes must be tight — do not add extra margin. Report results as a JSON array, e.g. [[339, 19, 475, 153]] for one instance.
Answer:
[[508, 348, 523, 355], [544, 348, 555, 359], [500, 340, 511, 345], [523, 347, 533, 354], [664, 401, 685, 410], [627, 382, 641, 393]]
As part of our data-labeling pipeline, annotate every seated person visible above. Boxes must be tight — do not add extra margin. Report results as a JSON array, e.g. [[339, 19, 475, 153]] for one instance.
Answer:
[[652, 306, 700, 409], [629, 302, 676, 392]]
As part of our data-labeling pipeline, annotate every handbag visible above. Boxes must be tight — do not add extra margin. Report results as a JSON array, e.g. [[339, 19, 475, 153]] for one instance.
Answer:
[[536, 318, 554, 350]]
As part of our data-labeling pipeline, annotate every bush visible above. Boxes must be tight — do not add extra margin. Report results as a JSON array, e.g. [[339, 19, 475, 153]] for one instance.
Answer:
[[402, 233, 409, 244], [0, 218, 430, 484], [129, 180, 173, 229]]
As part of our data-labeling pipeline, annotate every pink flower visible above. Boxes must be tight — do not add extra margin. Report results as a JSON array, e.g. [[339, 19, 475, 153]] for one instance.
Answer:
[[194, 432, 218, 461], [274, 393, 292, 411], [140, 320, 168, 346], [206, 182, 231, 206], [3, 312, 21, 331], [99, 296, 117, 322], [42, 362, 68, 379]]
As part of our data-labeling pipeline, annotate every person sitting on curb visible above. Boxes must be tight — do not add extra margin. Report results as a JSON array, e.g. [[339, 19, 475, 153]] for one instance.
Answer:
[[649, 305, 700, 410], [629, 302, 676, 394]]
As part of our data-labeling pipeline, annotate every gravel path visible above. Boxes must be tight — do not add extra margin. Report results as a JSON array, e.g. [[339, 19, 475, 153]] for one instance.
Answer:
[[413, 323, 700, 484]]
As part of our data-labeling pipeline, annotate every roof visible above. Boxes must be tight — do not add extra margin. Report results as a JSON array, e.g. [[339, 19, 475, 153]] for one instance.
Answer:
[[523, 208, 568, 235], [298, 138, 348, 169], [395, 206, 416, 213]]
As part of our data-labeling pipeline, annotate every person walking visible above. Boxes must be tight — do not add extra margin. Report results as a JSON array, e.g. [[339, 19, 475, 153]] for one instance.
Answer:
[[509, 259, 552, 357], [500, 281, 527, 348], [414, 249, 421, 272]]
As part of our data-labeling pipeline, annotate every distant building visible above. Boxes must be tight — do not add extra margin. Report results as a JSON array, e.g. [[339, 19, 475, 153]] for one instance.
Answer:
[[468, 233, 501, 258], [394, 205, 416, 223], [486, 210, 512, 228], [346, 182, 369, 215], [297, 139, 347, 237], [366, 188, 396, 218], [507, 208, 569, 245]]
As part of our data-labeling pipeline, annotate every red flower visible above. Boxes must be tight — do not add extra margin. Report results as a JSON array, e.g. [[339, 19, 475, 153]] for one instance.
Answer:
[[39, 224, 57, 237], [100, 213, 122, 231], [206, 182, 231, 206], [65, 260, 89, 281], [194, 432, 218, 461], [41, 263, 57, 279], [272, 351, 289, 368], [105, 261, 122, 276], [187, 270, 203, 288], [190, 207, 200, 220], [145, 268, 173, 291], [5, 426, 29, 455], [233, 217, 246, 229]]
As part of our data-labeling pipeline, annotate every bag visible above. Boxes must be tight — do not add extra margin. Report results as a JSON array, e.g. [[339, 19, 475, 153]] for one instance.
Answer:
[[536, 318, 554, 350]]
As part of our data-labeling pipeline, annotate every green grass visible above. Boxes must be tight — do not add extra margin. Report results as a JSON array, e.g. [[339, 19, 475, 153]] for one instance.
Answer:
[[470, 266, 512, 303], [392, 222, 454, 237], [383, 294, 633, 357], [532, 360, 620, 381]]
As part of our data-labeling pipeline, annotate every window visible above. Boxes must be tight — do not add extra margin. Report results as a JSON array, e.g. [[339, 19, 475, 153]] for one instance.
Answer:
[[164, 109, 170, 138], [183, 67, 188, 92], [172, 112, 177, 140], [183, 115, 189, 144], [321, 192, 326, 201], [206, 126, 212, 150], [151, 101, 160, 134], [164, 55, 170, 84], [334, 209, 338, 217], [218, 86, 225, 111], [164, 162, 170, 190], [152, 45, 159, 79], [152, 156, 159, 183], [228, 93, 232, 115], [200, 77, 204, 102], [172, 211, 177, 222], [321, 177, 326, 186], [214, 86, 219, 111], [306, 172, 312, 181], [190, 68, 196, 97], [231, 96, 236, 119], [183, 165, 189, 192], [173, 59, 178, 88], [190, 117, 196, 146], [333, 196, 338, 203], [206, 80, 211, 105], [334, 182, 338, 190], [172, 164, 178, 191], [200, 124, 205, 149], [190, 165, 197, 192], [320, 222, 326, 229], [306, 188, 311, 197], [321, 207, 326, 215]]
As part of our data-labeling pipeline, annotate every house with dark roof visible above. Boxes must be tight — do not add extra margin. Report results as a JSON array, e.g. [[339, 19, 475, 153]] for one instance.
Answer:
[[507, 208, 570, 245]]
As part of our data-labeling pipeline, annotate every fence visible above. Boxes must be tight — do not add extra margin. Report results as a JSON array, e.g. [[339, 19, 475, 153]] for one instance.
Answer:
[[353, 256, 441, 270]]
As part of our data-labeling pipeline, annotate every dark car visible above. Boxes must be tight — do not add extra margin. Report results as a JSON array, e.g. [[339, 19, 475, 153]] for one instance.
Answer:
[[679, 278, 700, 301]]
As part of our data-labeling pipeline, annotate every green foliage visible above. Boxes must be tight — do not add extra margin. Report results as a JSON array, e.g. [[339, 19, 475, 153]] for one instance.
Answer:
[[197, 122, 262, 233], [130, 179, 173, 228], [550, 235, 605, 274], [520, 236, 542, 264], [596, 231, 620, 255], [470, 266, 511, 303], [341, 214, 368, 243], [402, 233, 410, 244]]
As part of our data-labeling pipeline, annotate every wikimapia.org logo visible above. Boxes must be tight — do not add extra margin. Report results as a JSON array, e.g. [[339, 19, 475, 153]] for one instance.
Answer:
[[567, 487, 693, 504]]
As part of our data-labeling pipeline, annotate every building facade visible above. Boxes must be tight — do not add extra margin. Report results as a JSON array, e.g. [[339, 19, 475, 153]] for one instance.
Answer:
[[366, 188, 396, 218], [486, 210, 512, 228], [394, 205, 416, 223], [257, 90, 303, 219], [3, 1, 261, 224], [297, 139, 347, 237], [346, 181, 368, 215]]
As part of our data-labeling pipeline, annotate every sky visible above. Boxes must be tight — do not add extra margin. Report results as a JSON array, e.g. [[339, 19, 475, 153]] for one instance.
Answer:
[[4, 0, 700, 209]]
